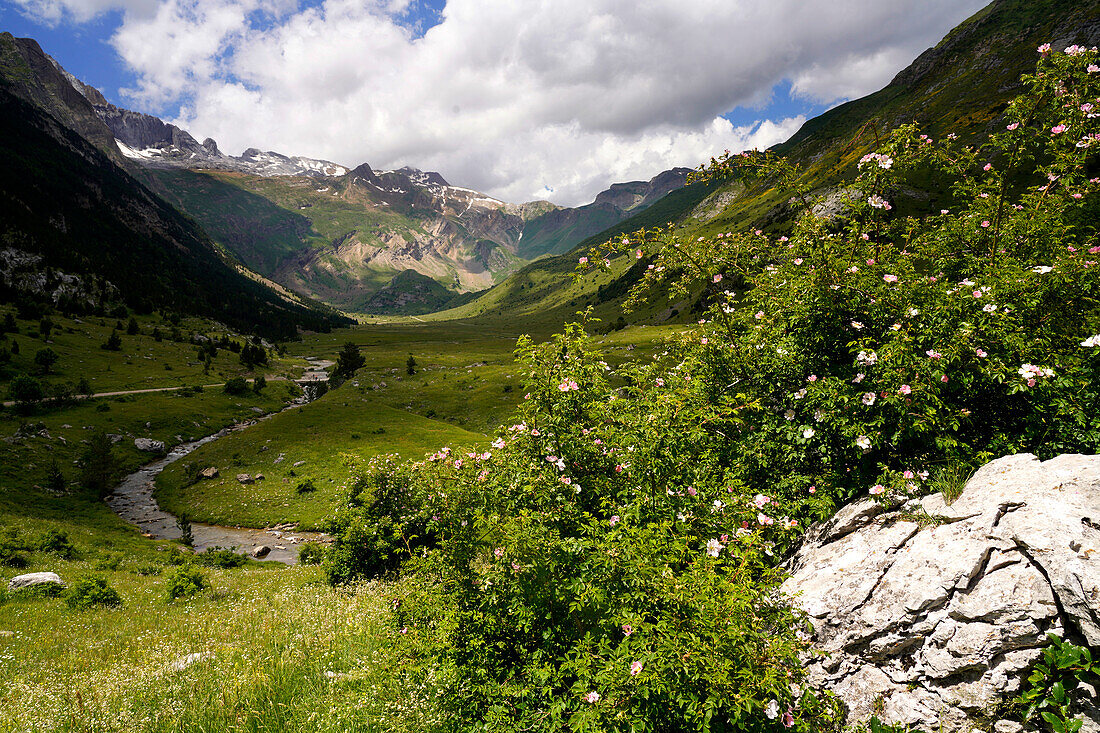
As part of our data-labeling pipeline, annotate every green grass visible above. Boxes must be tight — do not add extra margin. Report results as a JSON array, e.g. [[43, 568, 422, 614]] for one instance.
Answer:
[[0, 308, 308, 395], [0, 386, 297, 512], [154, 381, 483, 530], [0, 560, 437, 733]]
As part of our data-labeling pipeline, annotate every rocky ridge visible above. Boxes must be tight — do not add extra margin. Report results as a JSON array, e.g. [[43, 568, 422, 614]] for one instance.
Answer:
[[782, 453, 1100, 732]]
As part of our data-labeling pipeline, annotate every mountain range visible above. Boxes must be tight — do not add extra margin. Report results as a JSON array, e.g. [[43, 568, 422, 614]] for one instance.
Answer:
[[0, 33, 350, 338], [3, 0, 1099, 330], [1, 32, 692, 315]]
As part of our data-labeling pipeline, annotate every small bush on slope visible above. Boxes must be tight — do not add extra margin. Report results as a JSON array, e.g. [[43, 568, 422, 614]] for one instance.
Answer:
[[328, 48, 1100, 732]]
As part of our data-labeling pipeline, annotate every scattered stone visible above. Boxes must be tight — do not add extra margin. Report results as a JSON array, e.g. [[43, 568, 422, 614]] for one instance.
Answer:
[[253, 473, 265, 481], [250, 407, 264, 414], [199, 467, 219, 480], [60, 424, 72, 429], [292, 460, 306, 467], [251, 545, 270, 558], [782, 453, 1100, 732], [165, 652, 212, 673], [134, 438, 166, 452], [7, 572, 65, 592], [236, 474, 253, 484], [107, 433, 123, 443]]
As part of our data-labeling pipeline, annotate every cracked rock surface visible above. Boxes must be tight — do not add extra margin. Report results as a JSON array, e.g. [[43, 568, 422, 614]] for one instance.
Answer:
[[782, 453, 1100, 732]]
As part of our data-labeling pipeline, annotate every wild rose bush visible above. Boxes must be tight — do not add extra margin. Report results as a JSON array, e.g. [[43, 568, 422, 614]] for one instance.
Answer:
[[327, 48, 1100, 731]]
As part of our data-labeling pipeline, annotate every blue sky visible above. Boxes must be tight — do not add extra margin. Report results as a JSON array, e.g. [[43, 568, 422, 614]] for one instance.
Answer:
[[0, 0, 986, 205]]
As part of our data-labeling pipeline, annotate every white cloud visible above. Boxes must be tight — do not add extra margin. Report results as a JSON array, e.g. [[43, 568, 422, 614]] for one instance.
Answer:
[[16, 0, 989, 205]]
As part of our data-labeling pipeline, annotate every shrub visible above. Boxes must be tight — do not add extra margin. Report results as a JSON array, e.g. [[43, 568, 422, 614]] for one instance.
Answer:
[[79, 430, 117, 498], [37, 529, 77, 559], [66, 576, 122, 610], [295, 478, 317, 494], [195, 547, 247, 569], [165, 564, 207, 601], [100, 331, 121, 351], [324, 49, 1100, 732], [334, 341, 365, 377], [32, 347, 58, 374], [0, 529, 30, 568], [8, 373, 43, 408], [297, 541, 325, 565], [223, 376, 249, 395]]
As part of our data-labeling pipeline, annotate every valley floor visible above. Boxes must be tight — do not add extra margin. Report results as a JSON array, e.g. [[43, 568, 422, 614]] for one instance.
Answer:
[[0, 309, 682, 732]]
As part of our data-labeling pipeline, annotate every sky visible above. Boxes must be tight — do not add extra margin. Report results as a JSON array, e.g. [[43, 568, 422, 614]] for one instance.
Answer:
[[1, 0, 989, 206]]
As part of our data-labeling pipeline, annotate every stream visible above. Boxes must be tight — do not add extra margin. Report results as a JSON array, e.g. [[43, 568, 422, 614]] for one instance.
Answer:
[[104, 360, 334, 565]]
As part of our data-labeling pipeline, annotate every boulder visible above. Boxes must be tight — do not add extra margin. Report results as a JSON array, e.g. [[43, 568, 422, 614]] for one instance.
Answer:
[[134, 438, 165, 452], [199, 467, 219, 480], [7, 572, 65, 592], [250, 545, 270, 558], [782, 454, 1100, 732], [236, 473, 253, 484], [253, 473, 265, 482]]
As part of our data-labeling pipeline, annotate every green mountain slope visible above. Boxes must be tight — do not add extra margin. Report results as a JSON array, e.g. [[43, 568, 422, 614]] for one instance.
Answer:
[[439, 0, 1100, 326], [0, 84, 349, 338]]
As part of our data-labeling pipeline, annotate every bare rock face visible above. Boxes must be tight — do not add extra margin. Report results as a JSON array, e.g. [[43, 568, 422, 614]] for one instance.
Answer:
[[782, 454, 1100, 732]]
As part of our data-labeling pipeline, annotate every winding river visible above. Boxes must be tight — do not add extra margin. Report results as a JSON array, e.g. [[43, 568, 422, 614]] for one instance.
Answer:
[[104, 358, 335, 565]]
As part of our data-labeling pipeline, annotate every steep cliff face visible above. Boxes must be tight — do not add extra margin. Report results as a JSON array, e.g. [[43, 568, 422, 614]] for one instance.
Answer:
[[0, 33, 124, 164]]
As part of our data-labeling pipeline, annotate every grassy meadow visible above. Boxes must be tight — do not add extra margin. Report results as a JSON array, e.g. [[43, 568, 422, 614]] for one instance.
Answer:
[[0, 559, 437, 733], [0, 308, 310, 395], [1, 310, 689, 733]]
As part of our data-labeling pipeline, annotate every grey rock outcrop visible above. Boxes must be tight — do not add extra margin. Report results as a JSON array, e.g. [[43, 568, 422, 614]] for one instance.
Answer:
[[7, 572, 65, 592], [199, 467, 219, 480], [782, 453, 1100, 732]]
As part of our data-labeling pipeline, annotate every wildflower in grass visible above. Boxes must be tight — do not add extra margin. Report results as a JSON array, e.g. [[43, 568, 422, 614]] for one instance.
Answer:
[[1032, 265, 1054, 274], [853, 372, 865, 383], [926, 349, 942, 360], [870, 484, 885, 495]]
